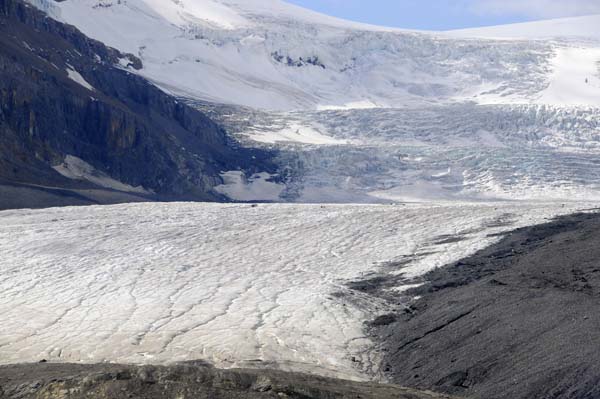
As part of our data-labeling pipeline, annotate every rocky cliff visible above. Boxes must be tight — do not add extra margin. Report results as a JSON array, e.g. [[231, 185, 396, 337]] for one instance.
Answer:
[[0, 0, 276, 209]]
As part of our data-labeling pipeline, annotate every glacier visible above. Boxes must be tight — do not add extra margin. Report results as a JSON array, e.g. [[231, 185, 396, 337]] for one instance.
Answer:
[[0, 202, 592, 379], [10, 0, 600, 382], [203, 102, 600, 202]]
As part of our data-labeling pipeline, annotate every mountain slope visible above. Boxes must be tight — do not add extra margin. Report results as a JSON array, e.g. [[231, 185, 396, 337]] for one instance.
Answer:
[[24, 0, 600, 110], [0, 0, 277, 209]]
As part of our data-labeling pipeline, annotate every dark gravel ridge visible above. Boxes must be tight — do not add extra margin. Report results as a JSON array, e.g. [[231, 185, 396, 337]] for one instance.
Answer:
[[0, 362, 455, 399], [372, 210, 600, 399]]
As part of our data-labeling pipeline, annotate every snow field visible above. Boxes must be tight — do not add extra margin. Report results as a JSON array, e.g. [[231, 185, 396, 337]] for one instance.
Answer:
[[538, 47, 600, 106], [31, 0, 588, 110], [447, 14, 600, 40]]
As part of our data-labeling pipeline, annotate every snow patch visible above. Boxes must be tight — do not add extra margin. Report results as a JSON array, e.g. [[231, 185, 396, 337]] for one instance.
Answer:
[[66, 67, 95, 91], [53, 155, 149, 194], [141, 0, 249, 30], [117, 56, 136, 69]]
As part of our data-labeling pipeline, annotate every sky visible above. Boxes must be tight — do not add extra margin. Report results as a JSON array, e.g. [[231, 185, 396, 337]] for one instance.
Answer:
[[286, 0, 600, 30]]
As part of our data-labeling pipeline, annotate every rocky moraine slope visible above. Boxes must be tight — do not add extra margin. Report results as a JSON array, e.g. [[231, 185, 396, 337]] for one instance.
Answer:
[[365, 210, 600, 399]]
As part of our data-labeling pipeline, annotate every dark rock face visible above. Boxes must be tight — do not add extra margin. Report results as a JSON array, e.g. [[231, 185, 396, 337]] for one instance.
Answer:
[[376, 211, 600, 399], [0, 362, 455, 399], [0, 0, 276, 209]]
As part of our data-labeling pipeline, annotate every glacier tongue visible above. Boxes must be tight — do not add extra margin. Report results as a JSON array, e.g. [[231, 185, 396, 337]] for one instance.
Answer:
[[0, 202, 590, 379]]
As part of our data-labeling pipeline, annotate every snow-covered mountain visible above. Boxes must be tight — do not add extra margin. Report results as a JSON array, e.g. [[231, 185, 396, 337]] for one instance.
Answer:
[[28, 0, 600, 202], [6, 1, 600, 383], [32, 0, 600, 110]]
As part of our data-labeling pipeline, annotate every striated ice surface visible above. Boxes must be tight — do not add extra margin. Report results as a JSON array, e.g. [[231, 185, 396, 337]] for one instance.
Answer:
[[0, 202, 591, 380]]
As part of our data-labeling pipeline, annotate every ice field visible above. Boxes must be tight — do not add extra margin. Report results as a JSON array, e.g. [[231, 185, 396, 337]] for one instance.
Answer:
[[0, 202, 591, 380]]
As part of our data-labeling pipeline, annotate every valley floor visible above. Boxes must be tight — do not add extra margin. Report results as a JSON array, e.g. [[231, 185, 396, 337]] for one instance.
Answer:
[[0, 202, 592, 381], [0, 362, 453, 399]]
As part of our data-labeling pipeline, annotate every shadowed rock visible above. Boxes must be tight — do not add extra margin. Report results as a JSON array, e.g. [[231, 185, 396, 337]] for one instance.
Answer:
[[0, 0, 277, 210]]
